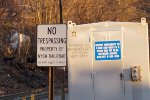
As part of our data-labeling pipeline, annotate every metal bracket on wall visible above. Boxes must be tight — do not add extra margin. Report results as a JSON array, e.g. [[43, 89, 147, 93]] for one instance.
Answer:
[[141, 17, 147, 25], [72, 31, 76, 38]]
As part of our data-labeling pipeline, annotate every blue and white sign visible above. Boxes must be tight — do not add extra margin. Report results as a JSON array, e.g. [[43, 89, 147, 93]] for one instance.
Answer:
[[95, 41, 121, 60]]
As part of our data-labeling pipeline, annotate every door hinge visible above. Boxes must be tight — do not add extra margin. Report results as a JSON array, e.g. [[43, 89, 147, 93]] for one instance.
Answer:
[[120, 72, 124, 80], [91, 72, 96, 78]]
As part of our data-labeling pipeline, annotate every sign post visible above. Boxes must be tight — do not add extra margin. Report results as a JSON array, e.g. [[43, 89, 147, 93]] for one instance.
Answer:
[[49, 67, 54, 100], [37, 24, 67, 100]]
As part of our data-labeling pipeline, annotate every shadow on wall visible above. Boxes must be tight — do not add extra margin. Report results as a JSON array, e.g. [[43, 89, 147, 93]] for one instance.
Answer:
[[69, 68, 150, 100]]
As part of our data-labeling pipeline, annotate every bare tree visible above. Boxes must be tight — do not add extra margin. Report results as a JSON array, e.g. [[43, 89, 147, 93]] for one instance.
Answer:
[[27, 0, 60, 25], [63, 0, 149, 24]]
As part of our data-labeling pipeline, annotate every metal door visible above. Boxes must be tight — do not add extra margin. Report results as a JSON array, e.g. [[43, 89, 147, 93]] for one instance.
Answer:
[[92, 29, 124, 100], [68, 28, 94, 100]]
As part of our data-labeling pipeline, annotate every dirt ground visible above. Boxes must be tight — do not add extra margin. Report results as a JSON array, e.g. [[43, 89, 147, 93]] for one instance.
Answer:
[[0, 58, 48, 96]]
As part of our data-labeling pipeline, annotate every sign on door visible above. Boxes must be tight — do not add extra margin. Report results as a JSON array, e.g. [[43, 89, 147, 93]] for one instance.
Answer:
[[95, 41, 121, 60]]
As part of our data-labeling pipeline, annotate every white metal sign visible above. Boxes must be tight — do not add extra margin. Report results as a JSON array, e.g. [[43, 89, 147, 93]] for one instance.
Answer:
[[37, 24, 67, 66]]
